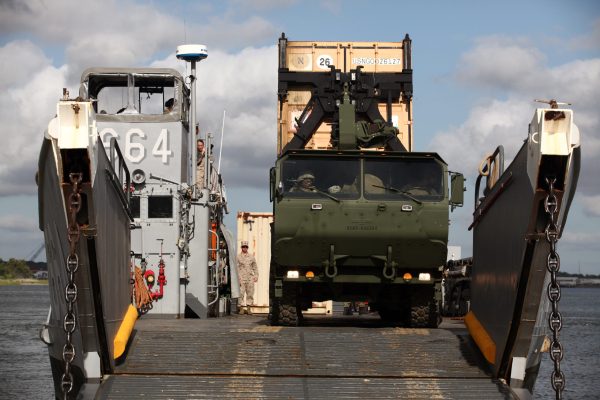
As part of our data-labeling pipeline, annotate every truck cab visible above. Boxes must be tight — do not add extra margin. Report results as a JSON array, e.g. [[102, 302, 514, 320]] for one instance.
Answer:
[[270, 150, 464, 326]]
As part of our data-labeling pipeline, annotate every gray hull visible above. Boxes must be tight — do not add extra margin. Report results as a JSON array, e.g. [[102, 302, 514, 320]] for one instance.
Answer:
[[38, 131, 132, 397], [469, 107, 580, 393]]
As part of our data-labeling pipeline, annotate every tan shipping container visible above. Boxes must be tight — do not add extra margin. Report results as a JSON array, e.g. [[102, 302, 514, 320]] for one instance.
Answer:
[[278, 40, 413, 155], [236, 211, 332, 315]]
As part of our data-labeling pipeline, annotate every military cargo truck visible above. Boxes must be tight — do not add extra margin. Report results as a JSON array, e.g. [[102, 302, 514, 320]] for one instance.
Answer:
[[269, 34, 465, 327]]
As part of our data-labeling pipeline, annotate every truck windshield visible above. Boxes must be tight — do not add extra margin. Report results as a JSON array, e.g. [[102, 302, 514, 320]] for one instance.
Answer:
[[282, 158, 361, 199], [364, 158, 444, 201]]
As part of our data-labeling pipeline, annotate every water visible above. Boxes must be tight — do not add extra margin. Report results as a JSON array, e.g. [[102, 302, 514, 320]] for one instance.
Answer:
[[533, 287, 600, 399], [0, 285, 53, 399], [0, 285, 598, 399]]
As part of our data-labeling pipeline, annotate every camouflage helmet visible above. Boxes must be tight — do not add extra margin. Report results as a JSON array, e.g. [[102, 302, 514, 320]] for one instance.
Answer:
[[298, 171, 315, 180]]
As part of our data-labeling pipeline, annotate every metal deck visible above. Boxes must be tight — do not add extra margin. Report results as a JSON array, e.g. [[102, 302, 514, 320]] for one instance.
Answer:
[[98, 315, 514, 399]]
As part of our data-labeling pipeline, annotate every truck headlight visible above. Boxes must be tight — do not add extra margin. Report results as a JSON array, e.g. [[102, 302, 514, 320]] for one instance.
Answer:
[[418, 273, 431, 281], [287, 270, 299, 279]]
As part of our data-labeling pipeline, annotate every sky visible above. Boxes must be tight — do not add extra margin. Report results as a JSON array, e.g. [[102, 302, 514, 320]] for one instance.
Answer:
[[0, 0, 599, 274]]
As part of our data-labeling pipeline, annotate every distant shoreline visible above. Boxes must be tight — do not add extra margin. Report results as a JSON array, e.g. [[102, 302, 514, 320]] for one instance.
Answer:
[[561, 284, 600, 288], [0, 279, 48, 286]]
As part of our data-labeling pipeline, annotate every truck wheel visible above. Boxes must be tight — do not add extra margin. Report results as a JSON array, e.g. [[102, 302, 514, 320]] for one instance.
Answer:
[[278, 303, 299, 326], [269, 283, 300, 327], [271, 298, 300, 326], [410, 300, 441, 328]]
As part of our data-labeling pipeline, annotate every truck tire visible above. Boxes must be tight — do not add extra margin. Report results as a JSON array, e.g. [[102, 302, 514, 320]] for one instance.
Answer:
[[269, 279, 301, 326], [278, 303, 299, 326], [270, 299, 300, 326], [410, 300, 441, 328]]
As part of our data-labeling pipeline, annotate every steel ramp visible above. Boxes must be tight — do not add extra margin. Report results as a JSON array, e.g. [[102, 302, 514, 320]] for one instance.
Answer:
[[97, 315, 514, 399]]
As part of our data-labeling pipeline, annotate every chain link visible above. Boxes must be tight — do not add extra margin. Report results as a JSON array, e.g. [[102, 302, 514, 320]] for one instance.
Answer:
[[61, 172, 82, 398], [544, 177, 565, 399]]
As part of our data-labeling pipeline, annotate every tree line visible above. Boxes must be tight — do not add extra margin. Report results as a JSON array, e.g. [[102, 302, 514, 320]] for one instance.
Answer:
[[1, 257, 596, 279], [0, 258, 36, 279]]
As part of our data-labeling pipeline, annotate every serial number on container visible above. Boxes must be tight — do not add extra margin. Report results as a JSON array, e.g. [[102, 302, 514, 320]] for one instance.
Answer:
[[351, 57, 401, 65]]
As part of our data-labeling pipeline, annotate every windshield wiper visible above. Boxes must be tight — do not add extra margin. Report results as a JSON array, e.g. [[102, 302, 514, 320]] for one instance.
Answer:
[[372, 185, 422, 204], [309, 187, 341, 203]]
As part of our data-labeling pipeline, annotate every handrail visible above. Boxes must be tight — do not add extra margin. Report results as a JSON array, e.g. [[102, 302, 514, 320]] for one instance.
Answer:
[[105, 136, 132, 221], [207, 229, 221, 307], [109, 136, 131, 205], [474, 145, 504, 211]]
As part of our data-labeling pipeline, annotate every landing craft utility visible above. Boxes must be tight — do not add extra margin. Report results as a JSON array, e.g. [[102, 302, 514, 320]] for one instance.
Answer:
[[37, 46, 239, 398], [36, 35, 580, 399]]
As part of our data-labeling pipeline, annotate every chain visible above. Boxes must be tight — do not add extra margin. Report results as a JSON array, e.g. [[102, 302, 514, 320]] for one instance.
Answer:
[[61, 172, 82, 398], [544, 176, 565, 399]]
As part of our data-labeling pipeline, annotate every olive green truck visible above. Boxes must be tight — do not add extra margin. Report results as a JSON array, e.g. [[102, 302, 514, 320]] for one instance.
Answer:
[[269, 34, 464, 326]]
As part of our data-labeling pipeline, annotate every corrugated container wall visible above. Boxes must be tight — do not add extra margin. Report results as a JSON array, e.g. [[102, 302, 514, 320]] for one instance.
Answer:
[[236, 212, 273, 313], [278, 40, 413, 155]]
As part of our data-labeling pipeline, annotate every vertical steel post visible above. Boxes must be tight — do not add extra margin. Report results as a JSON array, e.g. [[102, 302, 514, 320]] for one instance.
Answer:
[[190, 60, 197, 186]]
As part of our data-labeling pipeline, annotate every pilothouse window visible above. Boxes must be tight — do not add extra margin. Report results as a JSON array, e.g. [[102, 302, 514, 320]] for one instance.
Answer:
[[148, 195, 173, 218], [86, 73, 183, 117], [96, 83, 176, 115], [130, 195, 141, 219]]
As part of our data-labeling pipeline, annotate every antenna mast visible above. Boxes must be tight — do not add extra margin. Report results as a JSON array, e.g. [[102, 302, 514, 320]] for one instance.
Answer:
[[176, 44, 208, 189], [218, 110, 225, 174]]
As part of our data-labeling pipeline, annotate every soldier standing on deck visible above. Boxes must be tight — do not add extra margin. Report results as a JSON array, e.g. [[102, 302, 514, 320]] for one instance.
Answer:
[[196, 138, 206, 190], [237, 241, 258, 314]]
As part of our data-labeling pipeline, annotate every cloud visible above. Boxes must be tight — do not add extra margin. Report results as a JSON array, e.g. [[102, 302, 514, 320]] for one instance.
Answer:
[[455, 36, 600, 109], [0, 214, 43, 260], [151, 45, 278, 189], [0, 0, 276, 82], [0, 40, 51, 88], [579, 194, 600, 217], [568, 18, 600, 51], [0, 42, 278, 196], [428, 97, 532, 180], [561, 230, 600, 251], [436, 36, 600, 197], [191, 15, 277, 51], [0, 0, 280, 197], [0, 214, 38, 233], [229, 0, 298, 10], [0, 0, 178, 44], [455, 36, 546, 92], [0, 40, 68, 196], [197, 46, 278, 189]]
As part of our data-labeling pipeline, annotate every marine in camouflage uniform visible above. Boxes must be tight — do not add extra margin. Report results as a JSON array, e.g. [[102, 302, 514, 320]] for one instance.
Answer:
[[196, 139, 206, 189], [237, 241, 258, 313], [290, 171, 315, 192]]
